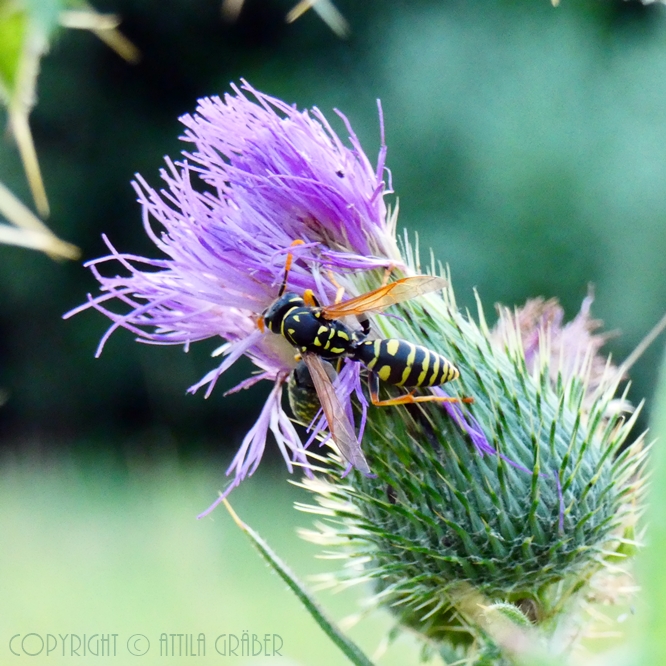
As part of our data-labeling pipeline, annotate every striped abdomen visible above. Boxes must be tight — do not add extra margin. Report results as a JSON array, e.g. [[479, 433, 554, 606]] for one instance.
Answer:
[[351, 339, 459, 388]]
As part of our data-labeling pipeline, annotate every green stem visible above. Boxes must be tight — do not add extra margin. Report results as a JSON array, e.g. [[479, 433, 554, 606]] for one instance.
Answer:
[[223, 499, 374, 666]]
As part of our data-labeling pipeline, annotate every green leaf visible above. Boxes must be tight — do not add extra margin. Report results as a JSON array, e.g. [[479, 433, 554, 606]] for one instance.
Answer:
[[23, 0, 65, 36], [222, 499, 375, 666], [0, 0, 70, 101], [0, 6, 27, 99]]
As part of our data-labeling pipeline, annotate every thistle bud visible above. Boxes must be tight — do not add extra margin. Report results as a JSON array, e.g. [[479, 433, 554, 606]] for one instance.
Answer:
[[299, 266, 646, 660]]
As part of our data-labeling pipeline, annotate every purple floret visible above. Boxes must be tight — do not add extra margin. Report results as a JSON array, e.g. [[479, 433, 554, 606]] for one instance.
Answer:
[[66, 82, 401, 508]]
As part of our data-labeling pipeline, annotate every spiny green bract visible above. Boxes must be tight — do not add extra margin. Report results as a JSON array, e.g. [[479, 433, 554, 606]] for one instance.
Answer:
[[298, 244, 646, 659]]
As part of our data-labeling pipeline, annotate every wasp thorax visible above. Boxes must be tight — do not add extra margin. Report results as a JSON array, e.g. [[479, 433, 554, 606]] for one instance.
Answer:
[[262, 292, 305, 333]]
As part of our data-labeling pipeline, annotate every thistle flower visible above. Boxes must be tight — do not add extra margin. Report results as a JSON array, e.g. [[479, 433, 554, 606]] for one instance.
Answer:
[[67, 83, 647, 663], [66, 81, 406, 511]]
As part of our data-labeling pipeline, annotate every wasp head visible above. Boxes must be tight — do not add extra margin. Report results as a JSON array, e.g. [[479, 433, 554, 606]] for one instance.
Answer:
[[262, 292, 304, 333]]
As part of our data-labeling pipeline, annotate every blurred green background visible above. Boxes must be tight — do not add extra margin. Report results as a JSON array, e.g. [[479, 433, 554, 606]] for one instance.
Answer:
[[0, 0, 665, 663]]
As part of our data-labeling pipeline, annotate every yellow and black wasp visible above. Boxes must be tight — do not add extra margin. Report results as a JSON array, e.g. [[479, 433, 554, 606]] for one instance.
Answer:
[[258, 241, 472, 473]]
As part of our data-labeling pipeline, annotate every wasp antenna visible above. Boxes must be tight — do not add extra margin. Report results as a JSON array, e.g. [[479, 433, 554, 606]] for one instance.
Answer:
[[278, 239, 306, 296]]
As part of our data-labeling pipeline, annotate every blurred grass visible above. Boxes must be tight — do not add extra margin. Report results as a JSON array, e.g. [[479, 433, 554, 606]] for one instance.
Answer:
[[0, 455, 425, 664]]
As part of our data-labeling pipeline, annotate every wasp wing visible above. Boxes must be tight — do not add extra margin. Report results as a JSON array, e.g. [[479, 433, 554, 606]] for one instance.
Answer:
[[302, 353, 371, 474], [321, 275, 448, 320]]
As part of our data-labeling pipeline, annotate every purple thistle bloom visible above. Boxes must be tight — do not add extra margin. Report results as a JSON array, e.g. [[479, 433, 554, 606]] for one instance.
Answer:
[[491, 290, 622, 407], [66, 82, 403, 511]]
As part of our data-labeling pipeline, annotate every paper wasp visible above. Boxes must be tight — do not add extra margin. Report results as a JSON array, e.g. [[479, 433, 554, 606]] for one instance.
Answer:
[[258, 241, 472, 473]]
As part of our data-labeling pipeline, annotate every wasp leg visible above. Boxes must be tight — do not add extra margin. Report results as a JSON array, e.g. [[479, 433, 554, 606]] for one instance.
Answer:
[[380, 265, 395, 287], [372, 394, 475, 406], [326, 268, 372, 338], [326, 269, 346, 305], [368, 373, 474, 406], [325, 270, 374, 336], [358, 316, 371, 339]]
